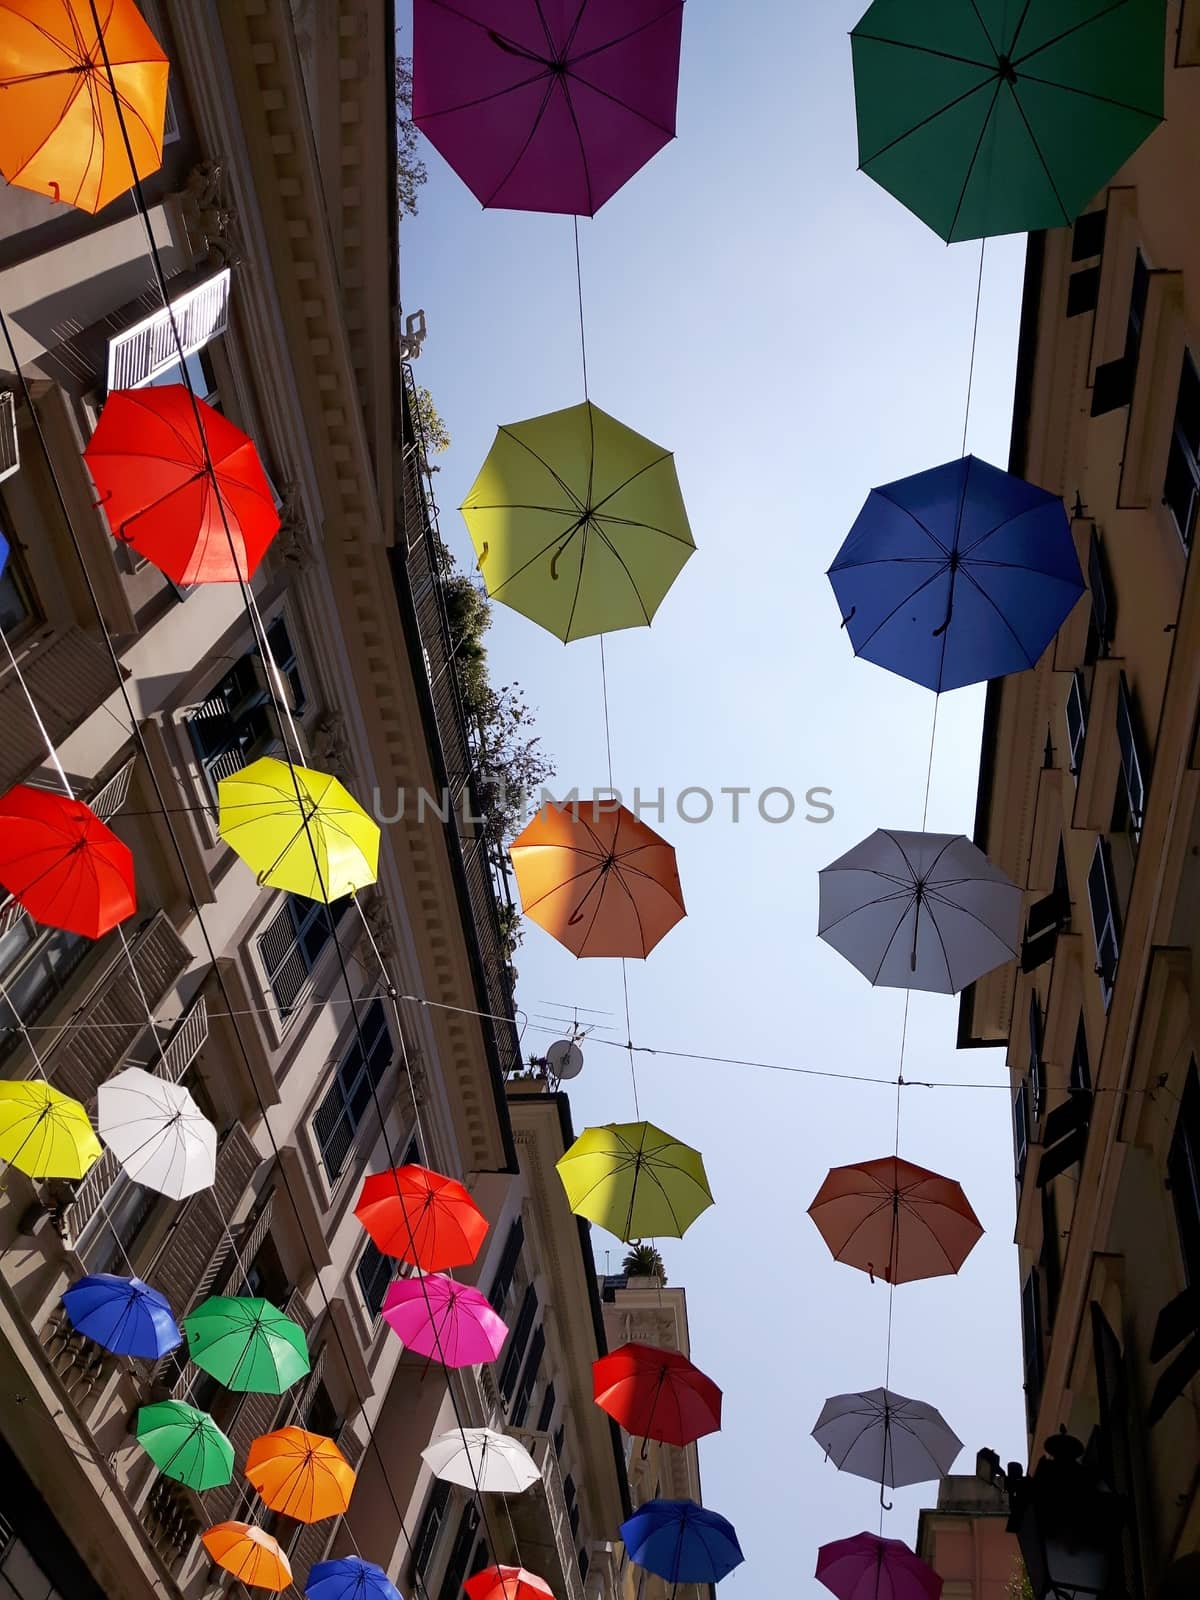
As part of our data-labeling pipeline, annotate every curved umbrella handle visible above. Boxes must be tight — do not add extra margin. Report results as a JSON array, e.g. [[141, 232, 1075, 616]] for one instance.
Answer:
[[476, 542, 489, 567], [879, 1482, 893, 1511], [839, 605, 856, 630]]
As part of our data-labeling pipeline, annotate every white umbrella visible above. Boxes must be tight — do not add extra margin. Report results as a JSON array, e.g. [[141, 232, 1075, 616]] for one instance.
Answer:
[[421, 1428, 540, 1493], [812, 1386, 962, 1500], [97, 1067, 216, 1199], [817, 829, 1020, 993]]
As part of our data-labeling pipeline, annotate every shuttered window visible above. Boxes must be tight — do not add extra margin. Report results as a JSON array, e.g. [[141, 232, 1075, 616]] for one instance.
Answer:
[[258, 893, 351, 1015], [412, 1480, 451, 1579], [1021, 1268, 1045, 1432], [1013, 1079, 1030, 1188], [499, 1285, 538, 1401], [1165, 350, 1200, 549], [187, 618, 306, 795], [1028, 995, 1044, 1122], [488, 1218, 524, 1310], [510, 1325, 546, 1428], [356, 1240, 395, 1320], [1087, 837, 1121, 1007], [1170, 1062, 1200, 1289], [313, 998, 393, 1182], [1065, 670, 1088, 776], [438, 1504, 479, 1600], [1116, 673, 1148, 842]]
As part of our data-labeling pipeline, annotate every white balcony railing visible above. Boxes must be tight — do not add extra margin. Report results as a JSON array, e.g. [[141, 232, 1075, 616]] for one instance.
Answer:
[[106, 267, 231, 392], [0, 391, 18, 483], [508, 1429, 585, 1600]]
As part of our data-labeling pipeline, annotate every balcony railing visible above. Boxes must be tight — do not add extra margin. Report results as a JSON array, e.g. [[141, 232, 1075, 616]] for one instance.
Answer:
[[396, 362, 520, 1082], [0, 390, 18, 483], [106, 268, 231, 392], [508, 1429, 586, 1600]]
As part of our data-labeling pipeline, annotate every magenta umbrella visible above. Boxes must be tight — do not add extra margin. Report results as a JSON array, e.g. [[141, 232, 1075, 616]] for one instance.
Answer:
[[816, 1533, 942, 1600], [412, 0, 684, 216], [381, 1274, 508, 1368]]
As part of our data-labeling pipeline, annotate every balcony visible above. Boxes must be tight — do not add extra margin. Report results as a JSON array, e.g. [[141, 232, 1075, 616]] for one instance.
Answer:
[[0, 389, 18, 484], [394, 363, 521, 1083], [507, 1429, 585, 1600], [0, 624, 129, 794]]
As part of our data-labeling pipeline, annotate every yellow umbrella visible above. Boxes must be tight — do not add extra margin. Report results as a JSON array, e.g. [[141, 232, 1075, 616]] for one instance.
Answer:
[[555, 1121, 713, 1243], [0, 1079, 101, 1179], [217, 757, 379, 903]]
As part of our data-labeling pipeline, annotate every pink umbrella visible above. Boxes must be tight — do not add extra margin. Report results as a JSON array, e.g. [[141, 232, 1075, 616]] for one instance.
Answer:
[[816, 1533, 942, 1600], [381, 1274, 508, 1368], [412, 0, 684, 216]]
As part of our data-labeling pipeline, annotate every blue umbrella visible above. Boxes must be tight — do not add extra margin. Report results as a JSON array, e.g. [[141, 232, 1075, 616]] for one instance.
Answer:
[[61, 1273, 181, 1360], [620, 1499, 744, 1585], [307, 1558, 403, 1600], [0, 527, 9, 576], [828, 455, 1084, 693]]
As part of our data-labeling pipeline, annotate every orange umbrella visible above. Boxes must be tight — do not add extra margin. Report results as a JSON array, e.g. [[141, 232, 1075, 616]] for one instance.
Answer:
[[509, 802, 685, 958], [807, 1156, 983, 1285], [466, 1568, 556, 1600], [201, 1522, 291, 1591], [0, 0, 168, 213], [245, 1427, 355, 1523], [354, 1163, 488, 1271]]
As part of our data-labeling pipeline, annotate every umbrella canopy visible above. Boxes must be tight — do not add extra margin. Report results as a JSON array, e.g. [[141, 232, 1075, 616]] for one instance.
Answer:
[[202, 1523, 291, 1592], [354, 1164, 488, 1272], [462, 402, 694, 641], [817, 1532, 943, 1600], [245, 1426, 356, 1523], [97, 1067, 216, 1200], [218, 757, 379, 902], [0, 0, 168, 213], [509, 802, 686, 958], [307, 1558, 404, 1600], [413, 1, 683, 216], [620, 1499, 744, 1585], [465, 1569, 554, 1600], [84, 386, 279, 583], [135, 1400, 234, 1491], [421, 1427, 540, 1494], [818, 829, 1020, 994], [807, 1156, 983, 1286], [184, 1296, 310, 1394], [851, 0, 1165, 242], [381, 1275, 508, 1368], [593, 1341, 722, 1447], [556, 1121, 713, 1242], [0, 1079, 101, 1179], [0, 786, 136, 938], [62, 1273, 180, 1360], [828, 456, 1084, 692], [812, 1388, 963, 1491]]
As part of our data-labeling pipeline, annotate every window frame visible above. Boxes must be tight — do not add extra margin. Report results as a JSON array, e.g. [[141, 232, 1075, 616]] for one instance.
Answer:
[[1014, 1079, 1031, 1189], [1028, 994, 1044, 1122], [258, 892, 351, 1019], [1168, 1061, 1200, 1288], [1087, 837, 1121, 1008], [1066, 670, 1088, 777], [312, 997, 394, 1185], [1115, 672, 1147, 843], [1164, 349, 1200, 551], [187, 617, 307, 798]]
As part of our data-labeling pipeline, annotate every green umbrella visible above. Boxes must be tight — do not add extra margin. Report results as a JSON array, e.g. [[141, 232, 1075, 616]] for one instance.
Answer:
[[183, 1296, 310, 1395], [135, 1400, 235, 1491], [851, 0, 1165, 242], [461, 401, 695, 643]]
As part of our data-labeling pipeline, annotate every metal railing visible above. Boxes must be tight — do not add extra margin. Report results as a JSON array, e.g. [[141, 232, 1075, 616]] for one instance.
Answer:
[[106, 267, 231, 392], [0, 390, 18, 483], [509, 1428, 586, 1600], [397, 363, 521, 1079]]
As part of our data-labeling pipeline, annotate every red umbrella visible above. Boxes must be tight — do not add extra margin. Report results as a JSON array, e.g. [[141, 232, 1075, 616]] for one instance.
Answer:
[[0, 786, 135, 938], [816, 1532, 942, 1600], [593, 1341, 721, 1448], [83, 385, 279, 583], [807, 1156, 982, 1285], [354, 1164, 488, 1272], [466, 1569, 555, 1600]]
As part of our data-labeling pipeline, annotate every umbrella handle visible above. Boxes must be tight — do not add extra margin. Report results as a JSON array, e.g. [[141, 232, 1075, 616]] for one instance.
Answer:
[[477, 542, 489, 567], [839, 606, 856, 630], [879, 1483, 893, 1511], [550, 545, 563, 581]]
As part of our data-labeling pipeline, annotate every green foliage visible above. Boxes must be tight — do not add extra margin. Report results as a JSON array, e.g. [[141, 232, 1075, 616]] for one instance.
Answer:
[[622, 1244, 668, 1284], [1005, 1562, 1033, 1600], [396, 54, 427, 218], [413, 386, 451, 456]]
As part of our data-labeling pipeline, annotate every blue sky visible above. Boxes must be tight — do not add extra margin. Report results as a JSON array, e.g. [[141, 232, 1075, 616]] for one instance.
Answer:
[[400, 3, 1031, 1591]]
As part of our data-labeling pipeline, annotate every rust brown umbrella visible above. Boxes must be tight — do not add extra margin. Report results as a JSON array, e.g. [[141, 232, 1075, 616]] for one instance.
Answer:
[[807, 1155, 982, 1285]]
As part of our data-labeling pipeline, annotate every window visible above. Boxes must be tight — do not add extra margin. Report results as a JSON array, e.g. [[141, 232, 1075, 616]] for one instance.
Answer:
[[536, 1380, 557, 1435], [313, 998, 394, 1182], [578, 1548, 590, 1585], [1066, 670, 1088, 776], [188, 618, 307, 795], [1087, 837, 1121, 1007], [1085, 528, 1113, 661], [0, 1532, 65, 1600], [412, 1481, 451, 1580], [1041, 1186, 1061, 1327], [1014, 1079, 1030, 1187], [1072, 209, 1107, 262], [1169, 1062, 1200, 1288], [0, 544, 33, 639], [106, 267, 231, 392], [1091, 250, 1149, 416], [259, 892, 351, 1016], [1115, 673, 1147, 842], [1022, 842, 1072, 975], [510, 1325, 546, 1428], [1164, 350, 1200, 550], [1038, 1085, 1093, 1187], [356, 1240, 395, 1320], [553, 1424, 564, 1458], [1028, 995, 1044, 1121], [142, 348, 217, 402], [438, 1504, 479, 1600], [488, 1218, 524, 1311], [1021, 1268, 1045, 1432], [75, 1168, 158, 1275], [499, 1284, 538, 1402], [1070, 1015, 1092, 1093], [0, 911, 88, 1065]]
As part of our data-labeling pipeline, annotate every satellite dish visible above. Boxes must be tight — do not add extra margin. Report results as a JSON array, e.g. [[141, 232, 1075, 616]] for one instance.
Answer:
[[546, 1038, 584, 1080]]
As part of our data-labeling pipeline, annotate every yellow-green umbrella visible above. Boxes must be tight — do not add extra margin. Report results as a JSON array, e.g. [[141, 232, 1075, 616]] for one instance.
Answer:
[[461, 401, 695, 642], [0, 1079, 101, 1179], [217, 757, 379, 903], [555, 1121, 713, 1243]]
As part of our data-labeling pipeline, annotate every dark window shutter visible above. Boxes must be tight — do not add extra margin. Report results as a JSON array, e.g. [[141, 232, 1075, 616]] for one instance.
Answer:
[[1087, 530, 1113, 653], [1014, 1080, 1030, 1186], [438, 1503, 480, 1600], [1022, 1269, 1044, 1432], [1037, 1091, 1094, 1186], [1040, 1186, 1060, 1327], [1147, 1284, 1200, 1425], [1028, 995, 1044, 1121], [1116, 673, 1148, 839], [1087, 839, 1121, 1005], [1066, 672, 1088, 774], [489, 1218, 524, 1310], [1067, 267, 1100, 317], [499, 1285, 538, 1400], [1091, 1304, 1144, 1598], [413, 1481, 451, 1578], [1070, 1015, 1092, 1093], [1091, 355, 1134, 415], [511, 1325, 546, 1427], [536, 1380, 557, 1434], [1072, 210, 1107, 261], [1169, 1062, 1200, 1287], [578, 1549, 590, 1584]]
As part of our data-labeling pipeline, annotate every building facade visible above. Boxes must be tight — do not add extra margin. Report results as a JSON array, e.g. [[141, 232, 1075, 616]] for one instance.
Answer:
[[959, 17, 1200, 1598], [0, 4, 632, 1598], [915, 1471, 1021, 1600]]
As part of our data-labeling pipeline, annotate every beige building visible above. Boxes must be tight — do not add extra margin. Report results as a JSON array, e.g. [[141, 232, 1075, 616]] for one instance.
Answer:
[[958, 17, 1200, 1597], [916, 1470, 1021, 1600], [0, 4, 634, 1598]]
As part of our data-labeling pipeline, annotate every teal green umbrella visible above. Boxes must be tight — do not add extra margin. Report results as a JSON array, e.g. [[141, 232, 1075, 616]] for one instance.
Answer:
[[183, 1296, 310, 1394], [135, 1401, 234, 1490], [851, 0, 1165, 241]]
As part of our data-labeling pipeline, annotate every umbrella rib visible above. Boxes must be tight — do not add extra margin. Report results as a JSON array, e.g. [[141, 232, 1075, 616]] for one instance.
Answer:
[[965, 0, 1000, 56], [482, 76, 562, 209], [844, 562, 951, 656], [955, 563, 1041, 667], [923, 885, 1018, 948], [1004, 80, 1073, 226], [563, 522, 591, 640], [593, 527, 653, 627], [899, 1199, 963, 1272], [848, 31, 993, 72], [412, 67, 555, 121], [946, 77, 1004, 242], [859, 74, 996, 168], [609, 864, 651, 956], [568, 4, 683, 71], [869, 488, 951, 556], [1006, 0, 1037, 57], [1013, 0, 1136, 69], [1007, 66, 1162, 122], [563, 66, 678, 140], [589, 451, 676, 517], [495, 425, 587, 513], [869, 894, 918, 985], [593, 511, 694, 547], [556, 57, 597, 217]]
